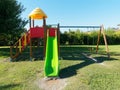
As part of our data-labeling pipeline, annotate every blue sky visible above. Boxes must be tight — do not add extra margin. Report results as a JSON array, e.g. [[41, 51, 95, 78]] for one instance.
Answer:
[[18, 0, 120, 29]]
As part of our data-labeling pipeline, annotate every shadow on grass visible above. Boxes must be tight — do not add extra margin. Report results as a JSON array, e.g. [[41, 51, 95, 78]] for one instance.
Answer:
[[0, 45, 119, 62], [60, 59, 94, 78], [60, 46, 95, 60], [60, 46, 120, 61], [94, 56, 118, 63], [60, 55, 118, 78], [13, 46, 44, 61], [0, 84, 20, 90], [60, 46, 119, 78], [0, 48, 10, 57], [13, 46, 95, 61]]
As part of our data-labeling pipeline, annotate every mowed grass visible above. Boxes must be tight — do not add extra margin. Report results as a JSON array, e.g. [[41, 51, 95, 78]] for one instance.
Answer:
[[0, 45, 120, 90]]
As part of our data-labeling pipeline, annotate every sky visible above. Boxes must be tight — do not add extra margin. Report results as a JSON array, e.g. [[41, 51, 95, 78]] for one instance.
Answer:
[[18, 0, 120, 29]]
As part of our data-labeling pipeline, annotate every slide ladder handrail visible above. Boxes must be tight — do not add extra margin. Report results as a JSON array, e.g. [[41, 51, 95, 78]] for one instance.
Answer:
[[10, 30, 30, 59]]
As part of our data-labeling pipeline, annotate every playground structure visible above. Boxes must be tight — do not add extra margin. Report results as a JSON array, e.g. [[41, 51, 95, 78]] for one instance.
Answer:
[[10, 7, 110, 77], [10, 8, 60, 77], [10, 8, 60, 60]]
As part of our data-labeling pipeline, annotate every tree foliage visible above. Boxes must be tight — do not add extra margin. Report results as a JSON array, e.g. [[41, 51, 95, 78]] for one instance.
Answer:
[[0, 0, 27, 45]]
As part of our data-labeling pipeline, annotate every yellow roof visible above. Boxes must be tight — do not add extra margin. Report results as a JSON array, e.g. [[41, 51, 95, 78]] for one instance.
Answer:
[[29, 8, 47, 19]]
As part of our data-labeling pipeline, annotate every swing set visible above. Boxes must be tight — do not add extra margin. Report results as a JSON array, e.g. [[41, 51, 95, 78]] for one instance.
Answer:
[[59, 24, 110, 58]]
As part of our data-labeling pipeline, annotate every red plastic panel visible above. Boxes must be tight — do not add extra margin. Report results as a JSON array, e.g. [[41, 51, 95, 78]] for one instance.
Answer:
[[30, 27, 44, 38], [49, 28, 56, 37]]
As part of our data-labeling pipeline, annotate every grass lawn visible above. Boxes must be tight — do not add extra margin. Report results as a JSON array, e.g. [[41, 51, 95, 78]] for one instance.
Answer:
[[0, 45, 120, 90]]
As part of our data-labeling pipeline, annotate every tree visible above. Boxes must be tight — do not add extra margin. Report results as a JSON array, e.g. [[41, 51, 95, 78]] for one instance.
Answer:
[[0, 0, 27, 45], [60, 32, 69, 45]]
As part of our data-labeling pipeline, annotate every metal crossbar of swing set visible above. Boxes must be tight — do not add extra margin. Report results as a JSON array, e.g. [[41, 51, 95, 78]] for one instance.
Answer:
[[48, 24, 101, 28], [60, 26, 101, 28]]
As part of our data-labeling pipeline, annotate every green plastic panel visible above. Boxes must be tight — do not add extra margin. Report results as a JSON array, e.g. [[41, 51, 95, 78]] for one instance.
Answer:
[[44, 35, 59, 77]]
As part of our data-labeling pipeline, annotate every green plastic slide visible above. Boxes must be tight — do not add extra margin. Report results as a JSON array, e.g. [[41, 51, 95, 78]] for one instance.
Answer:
[[44, 35, 59, 77]]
